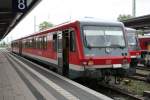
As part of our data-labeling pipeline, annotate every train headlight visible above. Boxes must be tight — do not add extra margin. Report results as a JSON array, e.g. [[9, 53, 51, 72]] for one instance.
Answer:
[[88, 60, 94, 66]]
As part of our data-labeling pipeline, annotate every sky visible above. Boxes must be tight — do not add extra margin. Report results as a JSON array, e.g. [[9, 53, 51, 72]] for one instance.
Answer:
[[2, 0, 150, 43]]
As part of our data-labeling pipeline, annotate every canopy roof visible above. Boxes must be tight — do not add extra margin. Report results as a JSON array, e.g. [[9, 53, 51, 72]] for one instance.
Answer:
[[0, 0, 41, 40]]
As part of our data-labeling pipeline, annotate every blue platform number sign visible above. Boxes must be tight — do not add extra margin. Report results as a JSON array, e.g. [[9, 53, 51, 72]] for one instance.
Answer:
[[12, 0, 27, 13]]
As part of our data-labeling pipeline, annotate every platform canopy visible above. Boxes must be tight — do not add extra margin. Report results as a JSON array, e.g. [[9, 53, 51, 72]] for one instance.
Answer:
[[123, 15, 150, 30], [0, 0, 41, 40]]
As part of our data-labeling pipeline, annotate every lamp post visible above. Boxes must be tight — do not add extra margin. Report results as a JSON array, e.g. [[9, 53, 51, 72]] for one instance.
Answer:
[[132, 0, 136, 17], [34, 16, 36, 33]]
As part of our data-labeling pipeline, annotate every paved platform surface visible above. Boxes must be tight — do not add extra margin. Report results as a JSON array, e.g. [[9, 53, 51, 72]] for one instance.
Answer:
[[0, 48, 112, 100], [0, 49, 37, 100]]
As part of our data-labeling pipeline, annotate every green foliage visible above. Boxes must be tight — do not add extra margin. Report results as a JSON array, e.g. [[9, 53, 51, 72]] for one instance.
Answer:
[[39, 21, 54, 31], [117, 14, 133, 22], [137, 30, 144, 35]]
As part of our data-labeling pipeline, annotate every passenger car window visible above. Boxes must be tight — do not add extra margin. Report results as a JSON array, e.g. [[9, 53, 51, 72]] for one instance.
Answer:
[[70, 30, 76, 52], [53, 34, 57, 51]]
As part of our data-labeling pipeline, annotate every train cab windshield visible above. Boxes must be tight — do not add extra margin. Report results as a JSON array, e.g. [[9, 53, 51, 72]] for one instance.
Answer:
[[126, 29, 139, 50], [127, 33, 137, 46], [83, 26, 125, 48]]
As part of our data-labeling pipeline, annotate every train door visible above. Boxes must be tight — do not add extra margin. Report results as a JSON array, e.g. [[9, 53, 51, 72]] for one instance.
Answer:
[[57, 30, 69, 77], [62, 30, 69, 77], [57, 31, 63, 75]]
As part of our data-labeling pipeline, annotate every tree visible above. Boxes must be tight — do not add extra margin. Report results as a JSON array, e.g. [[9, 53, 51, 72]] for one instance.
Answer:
[[39, 21, 54, 31], [137, 30, 144, 35], [117, 14, 133, 22]]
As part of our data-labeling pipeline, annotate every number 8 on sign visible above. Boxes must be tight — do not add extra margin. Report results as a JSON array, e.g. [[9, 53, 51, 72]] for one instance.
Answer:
[[18, 0, 26, 10], [12, 0, 27, 12]]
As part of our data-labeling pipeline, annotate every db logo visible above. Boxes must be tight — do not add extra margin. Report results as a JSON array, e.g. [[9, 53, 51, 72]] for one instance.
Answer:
[[105, 60, 112, 64]]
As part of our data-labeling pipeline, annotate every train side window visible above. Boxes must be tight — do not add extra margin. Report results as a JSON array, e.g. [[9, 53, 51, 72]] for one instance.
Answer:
[[27, 39, 30, 48], [37, 38, 40, 49], [32, 38, 35, 48], [39, 38, 41, 49], [35, 37, 38, 49], [37, 37, 41, 49], [23, 40, 25, 48], [41, 37, 44, 49], [70, 30, 76, 52], [29, 39, 32, 48], [26, 40, 28, 48], [42, 37, 44, 49], [39, 37, 42, 49], [53, 34, 57, 51], [43, 36, 47, 49]]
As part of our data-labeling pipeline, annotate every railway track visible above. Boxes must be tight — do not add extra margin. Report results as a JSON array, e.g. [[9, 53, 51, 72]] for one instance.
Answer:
[[75, 78, 144, 100], [136, 66, 150, 72], [127, 75, 147, 82], [134, 66, 150, 83], [97, 83, 143, 100]]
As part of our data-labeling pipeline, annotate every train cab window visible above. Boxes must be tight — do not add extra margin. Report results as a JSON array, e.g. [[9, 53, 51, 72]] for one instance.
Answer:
[[53, 34, 57, 51], [70, 30, 76, 52]]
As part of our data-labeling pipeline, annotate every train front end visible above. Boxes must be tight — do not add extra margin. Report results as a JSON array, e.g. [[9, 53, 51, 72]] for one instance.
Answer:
[[125, 28, 141, 75], [79, 21, 130, 79]]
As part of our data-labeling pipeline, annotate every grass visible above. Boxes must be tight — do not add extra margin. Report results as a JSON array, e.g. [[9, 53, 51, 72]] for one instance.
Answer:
[[121, 79, 150, 95]]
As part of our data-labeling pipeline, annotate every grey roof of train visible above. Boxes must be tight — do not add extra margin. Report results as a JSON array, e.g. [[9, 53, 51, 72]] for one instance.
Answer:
[[76, 18, 124, 26], [125, 27, 136, 32]]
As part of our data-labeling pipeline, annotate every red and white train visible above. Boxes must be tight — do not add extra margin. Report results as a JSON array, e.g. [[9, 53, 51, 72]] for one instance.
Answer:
[[138, 36, 150, 66], [11, 19, 131, 79], [125, 28, 141, 74]]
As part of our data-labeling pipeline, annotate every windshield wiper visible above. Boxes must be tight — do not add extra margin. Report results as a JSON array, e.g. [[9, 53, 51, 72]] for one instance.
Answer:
[[109, 44, 125, 49], [87, 44, 92, 49]]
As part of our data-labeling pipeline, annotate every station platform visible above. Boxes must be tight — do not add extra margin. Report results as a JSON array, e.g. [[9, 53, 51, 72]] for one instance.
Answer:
[[0, 49, 38, 100], [0, 48, 112, 100]]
